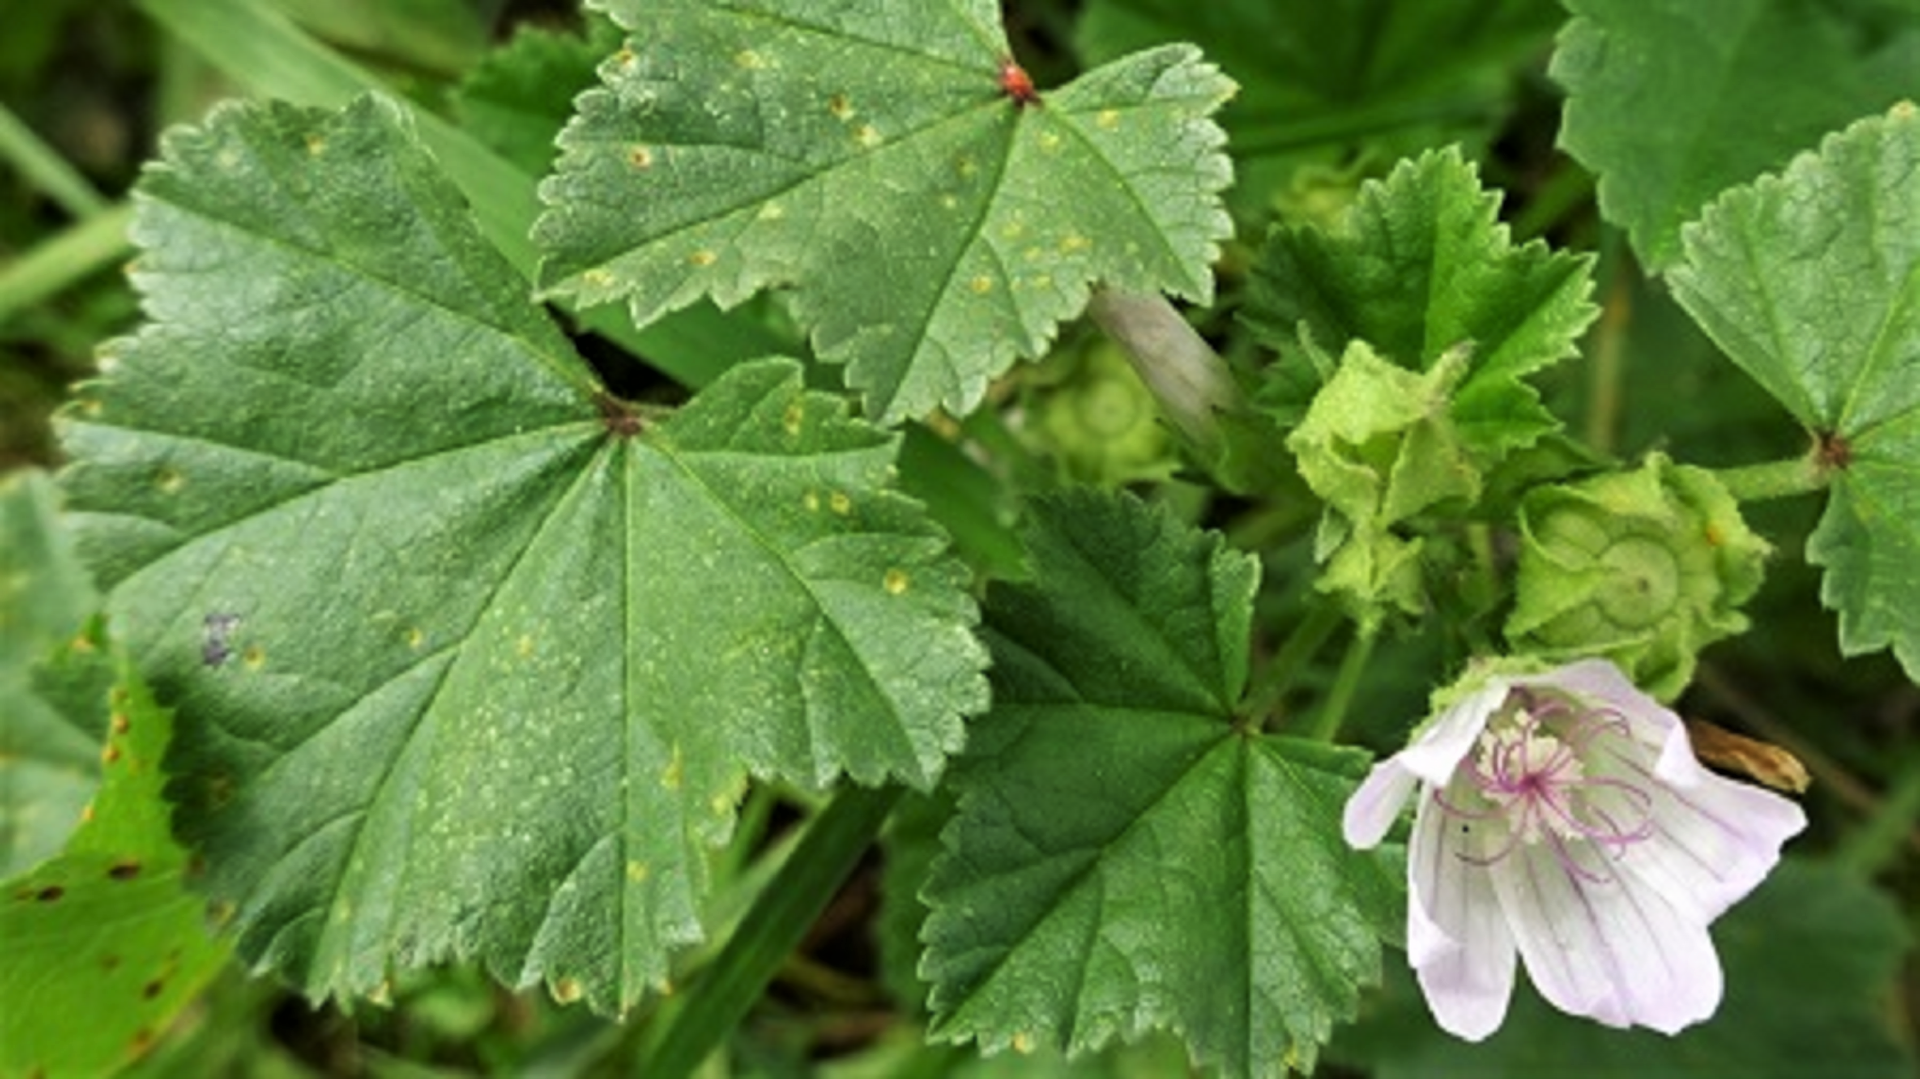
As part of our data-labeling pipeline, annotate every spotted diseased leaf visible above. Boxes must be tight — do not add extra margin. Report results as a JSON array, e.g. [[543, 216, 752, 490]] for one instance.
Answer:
[[1667, 106, 1920, 680], [57, 94, 987, 1012], [1552, 0, 1920, 271], [0, 651, 230, 1079], [921, 490, 1400, 1079], [0, 471, 107, 876], [533, 0, 1235, 424], [1246, 148, 1597, 461]]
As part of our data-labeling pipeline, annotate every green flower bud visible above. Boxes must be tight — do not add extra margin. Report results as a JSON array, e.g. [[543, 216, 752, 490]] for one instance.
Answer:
[[1023, 340, 1178, 485], [1288, 340, 1480, 626], [1505, 454, 1770, 699]]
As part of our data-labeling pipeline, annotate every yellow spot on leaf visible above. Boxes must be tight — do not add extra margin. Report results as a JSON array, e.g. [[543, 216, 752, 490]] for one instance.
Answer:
[[627, 861, 650, 883], [242, 646, 265, 671], [688, 249, 718, 267], [553, 978, 584, 1004], [628, 145, 653, 169], [783, 399, 804, 435], [407, 627, 425, 650], [968, 275, 994, 295], [803, 490, 821, 512], [1032, 273, 1053, 290], [884, 569, 909, 595], [855, 124, 882, 148], [828, 93, 854, 120], [1038, 131, 1061, 151], [1000, 220, 1025, 240], [1012, 1032, 1035, 1054], [1096, 109, 1120, 130], [1059, 233, 1091, 253], [155, 468, 184, 493], [368, 979, 393, 1006], [661, 746, 684, 790], [305, 133, 326, 155], [829, 491, 852, 515], [516, 634, 535, 658], [758, 201, 785, 221], [615, 46, 636, 67], [940, 193, 959, 210], [734, 49, 765, 69], [583, 268, 615, 288]]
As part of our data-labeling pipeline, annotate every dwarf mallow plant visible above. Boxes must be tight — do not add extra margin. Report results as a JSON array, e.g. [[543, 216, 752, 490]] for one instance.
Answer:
[[1343, 659, 1806, 1040]]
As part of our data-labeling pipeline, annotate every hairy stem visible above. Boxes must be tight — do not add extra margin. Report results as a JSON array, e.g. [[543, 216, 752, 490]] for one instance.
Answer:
[[1712, 455, 1831, 502]]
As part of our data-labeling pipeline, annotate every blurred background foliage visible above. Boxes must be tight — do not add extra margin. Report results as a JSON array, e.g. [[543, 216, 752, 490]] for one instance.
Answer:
[[0, 0, 1913, 1076]]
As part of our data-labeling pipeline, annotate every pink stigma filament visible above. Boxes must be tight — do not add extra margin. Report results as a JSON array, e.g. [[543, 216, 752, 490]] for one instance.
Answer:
[[1435, 688, 1656, 882]]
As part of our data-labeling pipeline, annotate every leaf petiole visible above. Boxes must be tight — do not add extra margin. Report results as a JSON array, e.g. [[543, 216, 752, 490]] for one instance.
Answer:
[[1243, 603, 1347, 727], [1297, 623, 1378, 743], [1710, 454, 1832, 503]]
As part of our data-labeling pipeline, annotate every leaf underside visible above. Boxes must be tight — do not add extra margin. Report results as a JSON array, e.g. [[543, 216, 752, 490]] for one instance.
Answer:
[[57, 94, 987, 1013], [1668, 106, 1920, 680], [921, 490, 1399, 1079], [534, 0, 1235, 424]]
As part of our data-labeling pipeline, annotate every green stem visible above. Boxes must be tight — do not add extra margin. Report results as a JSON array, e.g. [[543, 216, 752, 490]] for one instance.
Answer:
[[639, 784, 903, 1079], [1711, 455, 1830, 503], [0, 204, 135, 327], [0, 104, 107, 218], [1242, 603, 1345, 724], [1298, 624, 1376, 742], [1583, 271, 1630, 456]]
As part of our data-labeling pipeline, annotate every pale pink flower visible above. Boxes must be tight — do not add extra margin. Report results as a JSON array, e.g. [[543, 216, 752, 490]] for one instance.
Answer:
[[1343, 659, 1805, 1040]]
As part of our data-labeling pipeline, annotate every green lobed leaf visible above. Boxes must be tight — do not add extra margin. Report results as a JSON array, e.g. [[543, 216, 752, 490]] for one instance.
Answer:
[[533, 0, 1235, 425], [922, 489, 1400, 1078], [1330, 859, 1914, 1079], [56, 94, 988, 1013], [0, 470, 105, 876], [1552, 0, 1920, 270], [452, 15, 626, 177], [1076, 0, 1560, 215], [1246, 147, 1597, 461], [0, 650, 231, 1079], [1666, 105, 1920, 680]]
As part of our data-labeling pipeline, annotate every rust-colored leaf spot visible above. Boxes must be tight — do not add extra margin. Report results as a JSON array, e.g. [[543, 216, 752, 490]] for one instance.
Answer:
[[130, 1027, 155, 1054], [596, 392, 644, 438], [109, 861, 143, 881], [1816, 429, 1853, 470], [35, 885, 64, 902], [102, 743, 123, 765], [997, 57, 1041, 107], [111, 712, 131, 734]]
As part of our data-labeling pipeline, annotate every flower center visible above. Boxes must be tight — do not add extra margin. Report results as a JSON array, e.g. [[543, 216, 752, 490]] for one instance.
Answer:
[[1435, 687, 1657, 881]]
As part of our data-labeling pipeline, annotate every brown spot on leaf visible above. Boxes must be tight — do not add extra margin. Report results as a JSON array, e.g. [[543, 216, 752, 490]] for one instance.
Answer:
[[111, 713, 131, 734], [102, 744, 122, 765], [109, 861, 142, 881], [143, 978, 166, 999], [36, 885, 64, 902]]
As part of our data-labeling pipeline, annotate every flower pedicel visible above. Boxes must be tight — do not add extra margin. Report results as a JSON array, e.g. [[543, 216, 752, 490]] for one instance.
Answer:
[[1343, 658, 1805, 1040]]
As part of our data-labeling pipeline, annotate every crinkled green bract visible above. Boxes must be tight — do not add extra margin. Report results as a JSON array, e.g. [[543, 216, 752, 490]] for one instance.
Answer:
[[57, 94, 988, 1014], [1287, 340, 1478, 625], [1506, 455, 1769, 699], [534, 0, 1235, 424]]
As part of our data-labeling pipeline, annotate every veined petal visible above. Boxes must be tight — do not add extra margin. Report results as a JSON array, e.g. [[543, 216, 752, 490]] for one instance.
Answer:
[[1519, 658, 1677, 745], [1397, 680, 1510, 785], [1489, 840, 1723, 1034], [1612, 726, 1808, 922], [1406, 790, 1516, 1040], [1343, 760, 1419, 848]]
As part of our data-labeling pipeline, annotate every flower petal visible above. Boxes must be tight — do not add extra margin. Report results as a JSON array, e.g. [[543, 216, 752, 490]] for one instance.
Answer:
[[1343, 760, 1418, 849], [1520, 658, 1677, 744], [1489, 840, 1723, 1034], [1406, 791, 1517, 1040], [1397, 680, 1510, 786], [1612, 726, 1807, 922]]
